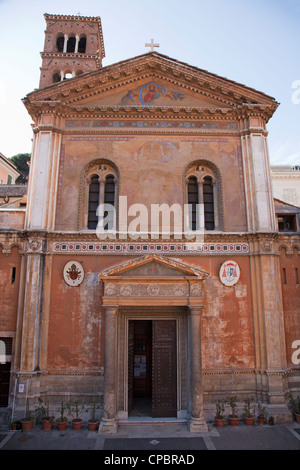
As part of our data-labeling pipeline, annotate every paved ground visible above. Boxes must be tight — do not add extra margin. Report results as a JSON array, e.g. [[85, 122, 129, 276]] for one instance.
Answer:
[[1, 420, 299, 455]]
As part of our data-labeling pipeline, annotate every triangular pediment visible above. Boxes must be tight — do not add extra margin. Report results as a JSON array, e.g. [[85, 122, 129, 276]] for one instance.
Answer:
[[99, 254, 209, 279], [274, 198, 300, 212], [24, 52, 279, 120], [72, 77, 229, 109]]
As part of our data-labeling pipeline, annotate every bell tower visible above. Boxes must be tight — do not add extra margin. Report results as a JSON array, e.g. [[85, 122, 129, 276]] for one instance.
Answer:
[[39, 13, 105, 89]]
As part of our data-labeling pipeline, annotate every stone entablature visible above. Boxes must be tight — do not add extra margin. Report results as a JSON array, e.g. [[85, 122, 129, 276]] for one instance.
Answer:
[[2, 230, 300, 256], [99, 254, 208, 308]]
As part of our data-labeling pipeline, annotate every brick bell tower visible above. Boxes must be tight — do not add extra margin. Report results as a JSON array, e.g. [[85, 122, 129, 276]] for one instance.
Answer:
[[39, 13, 105, 89]]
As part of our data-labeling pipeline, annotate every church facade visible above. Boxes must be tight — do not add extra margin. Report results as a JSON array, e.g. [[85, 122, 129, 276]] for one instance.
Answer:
[[0, 13, 299, 432]]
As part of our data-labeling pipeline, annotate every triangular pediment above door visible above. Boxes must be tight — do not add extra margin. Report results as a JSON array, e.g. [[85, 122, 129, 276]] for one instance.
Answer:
[[99, 254, 209, 279]]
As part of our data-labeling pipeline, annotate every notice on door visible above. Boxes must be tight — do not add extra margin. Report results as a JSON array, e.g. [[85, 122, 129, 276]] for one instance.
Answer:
[[134, 355, 146, 378]]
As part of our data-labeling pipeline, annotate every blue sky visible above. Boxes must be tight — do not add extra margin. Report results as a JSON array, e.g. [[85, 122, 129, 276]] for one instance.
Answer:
[[0, 0, 299, 165]]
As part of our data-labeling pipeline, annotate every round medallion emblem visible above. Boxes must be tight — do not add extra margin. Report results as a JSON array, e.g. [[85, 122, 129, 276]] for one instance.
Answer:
[[219, 260, 240, 287], [105, 283, 117, 296], [63, 261, 84, 287], [147, 284, 159, 296]]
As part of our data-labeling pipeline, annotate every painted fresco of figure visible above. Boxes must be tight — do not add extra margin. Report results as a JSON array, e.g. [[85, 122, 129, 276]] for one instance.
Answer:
[[143, 84, 161, 104]]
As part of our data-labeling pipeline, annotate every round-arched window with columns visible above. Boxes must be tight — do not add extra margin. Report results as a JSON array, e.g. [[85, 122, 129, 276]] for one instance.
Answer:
[[78, 159, 119, 231], [184, 161, 223, 232]]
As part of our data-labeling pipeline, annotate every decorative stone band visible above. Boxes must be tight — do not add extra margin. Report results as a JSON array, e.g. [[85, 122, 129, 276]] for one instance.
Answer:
[[53, 241, 249, 255], [104, 282, 202, 298]]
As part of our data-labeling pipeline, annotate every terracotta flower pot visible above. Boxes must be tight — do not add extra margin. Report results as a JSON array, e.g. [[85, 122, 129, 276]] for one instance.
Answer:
[[88, 420, 99, 431], [244, 416, 255, 426], [72, 419, 83, 430], [258, 417, 265, 425], [21, 419, 33, 432], [57, 419, 67, 431], [42, 419, 53, 431], [228, 417, 239, 426], [295, 413, 300, 424], [214, 418, 225, 428]]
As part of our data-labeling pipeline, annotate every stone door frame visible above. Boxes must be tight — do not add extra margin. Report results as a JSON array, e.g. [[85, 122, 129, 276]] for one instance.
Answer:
[[98, 254, 209, 433], [117, 306, 187, 421]]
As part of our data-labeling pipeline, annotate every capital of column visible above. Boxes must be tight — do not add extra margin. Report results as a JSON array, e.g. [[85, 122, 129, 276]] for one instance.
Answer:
[[104, 305, 118, 314], [188, 305, 205, 316]]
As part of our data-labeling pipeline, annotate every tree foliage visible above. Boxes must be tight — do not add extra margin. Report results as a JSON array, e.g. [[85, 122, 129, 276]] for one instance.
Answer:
[[9, 153, 31, 182]]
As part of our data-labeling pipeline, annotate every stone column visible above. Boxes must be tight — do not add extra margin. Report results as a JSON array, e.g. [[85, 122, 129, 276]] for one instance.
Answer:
[[75, 35, 80, 54], [188, 306, 208, 432], [63, 34, 68, 53], [99, 305, 118, 434]]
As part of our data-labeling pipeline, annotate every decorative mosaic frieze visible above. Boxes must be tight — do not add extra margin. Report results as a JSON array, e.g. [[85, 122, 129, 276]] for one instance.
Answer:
[[65, 119, 238, 130], [52, 241, 249, 255]]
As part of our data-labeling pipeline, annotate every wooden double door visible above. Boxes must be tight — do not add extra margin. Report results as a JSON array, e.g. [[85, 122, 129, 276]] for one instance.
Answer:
[[128, 319, 177, 418]]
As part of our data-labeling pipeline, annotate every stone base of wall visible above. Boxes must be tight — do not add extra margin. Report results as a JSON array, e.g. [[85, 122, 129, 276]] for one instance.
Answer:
[[7, 370, 297, 426]]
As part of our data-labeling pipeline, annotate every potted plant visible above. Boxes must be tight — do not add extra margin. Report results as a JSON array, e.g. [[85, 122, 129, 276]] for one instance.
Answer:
[[21, 398, 34, 432], [87, 402, 100, 431], [35, 397, 54, 431], [214, 401, 226, 428], [56, 401, 68, 430], [68, 400, 85, 430], [242, 398, 255, 426], [226, 395, 239, 426], [289, 394, 300, 424], [9, 421, 18, 431], [257, 402, 266, 425], [268, 415, 274, 426]]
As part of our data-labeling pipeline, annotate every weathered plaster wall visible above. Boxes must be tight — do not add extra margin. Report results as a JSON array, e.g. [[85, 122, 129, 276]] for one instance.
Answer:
[[196, 255, 255, 370], [280, 247, 300, 368], [46, 255, 133, 370], [46, 254, 254, 373], [55, 134, 247, 233], [0, 246, 21, 332]]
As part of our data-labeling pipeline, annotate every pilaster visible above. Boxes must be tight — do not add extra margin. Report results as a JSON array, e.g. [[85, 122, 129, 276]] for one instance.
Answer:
[[240, 114, 276, 232], [25, 120, 61, 231], [188, 306, 208, 432], [99, 305, 118, 434], [249, 237, 288, 405], [19, 237, 45, 371]]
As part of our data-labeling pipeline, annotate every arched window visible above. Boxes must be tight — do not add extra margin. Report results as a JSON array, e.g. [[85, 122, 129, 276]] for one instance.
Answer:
[[185, 162, 221, 232], [52, 72, 61, 84], [88, 175, 100, 229], [104, 175, 116, 230], [78, 35, 87, 53], [63, 71, 73, 80], [203, 176, 215, 230], [67, 35, 76, 53], [56, 34, 64, 52], [187, 176, 198, 231], [83, 162, 119, 232]]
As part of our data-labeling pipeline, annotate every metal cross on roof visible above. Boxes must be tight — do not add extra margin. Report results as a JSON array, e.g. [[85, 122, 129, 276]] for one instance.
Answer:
[[145, 39, 160, 52]]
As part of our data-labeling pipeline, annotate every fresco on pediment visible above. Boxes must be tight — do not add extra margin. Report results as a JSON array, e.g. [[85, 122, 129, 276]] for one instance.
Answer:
[[121, 82, 185, 106]]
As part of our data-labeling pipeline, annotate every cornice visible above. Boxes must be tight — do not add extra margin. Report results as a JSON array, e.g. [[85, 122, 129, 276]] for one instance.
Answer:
[[41, 52, 101, 61], [15, 229, 282, 242], [272, 174, 300, 180], [23, 52, 279, 117], [24, 100, 276, 127]]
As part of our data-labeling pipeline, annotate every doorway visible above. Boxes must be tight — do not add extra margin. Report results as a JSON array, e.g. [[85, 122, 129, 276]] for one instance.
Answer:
[[128, 319, 177, 418]]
